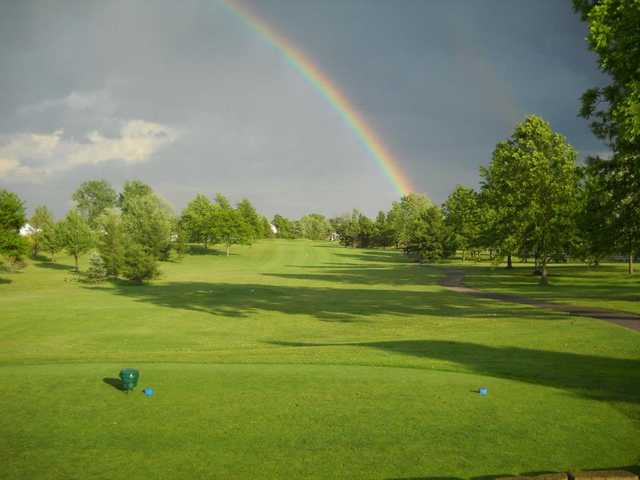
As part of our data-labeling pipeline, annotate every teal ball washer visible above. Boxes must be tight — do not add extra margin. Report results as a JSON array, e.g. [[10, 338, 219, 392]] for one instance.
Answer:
[[119, 368, 139, 392]]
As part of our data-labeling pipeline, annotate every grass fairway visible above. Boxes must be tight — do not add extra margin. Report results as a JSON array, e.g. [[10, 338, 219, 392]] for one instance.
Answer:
[[1, 240, 639, 479]]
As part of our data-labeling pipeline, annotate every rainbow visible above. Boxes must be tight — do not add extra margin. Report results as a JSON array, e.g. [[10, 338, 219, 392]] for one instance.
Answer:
[[222, 0, 413, 196]]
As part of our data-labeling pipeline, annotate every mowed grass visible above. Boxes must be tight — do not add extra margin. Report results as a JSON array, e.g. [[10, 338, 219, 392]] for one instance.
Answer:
[[1, 240, 639, 479], [463, 261, 640, 315]]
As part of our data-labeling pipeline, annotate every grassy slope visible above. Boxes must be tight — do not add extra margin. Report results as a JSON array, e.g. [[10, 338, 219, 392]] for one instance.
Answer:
[[462, 262, 640, 315], [1, 240, 639, 479]]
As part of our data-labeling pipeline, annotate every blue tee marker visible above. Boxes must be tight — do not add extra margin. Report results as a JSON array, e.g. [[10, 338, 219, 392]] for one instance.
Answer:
[[143, 387, 154, 397], [479, 387, 488, 396]]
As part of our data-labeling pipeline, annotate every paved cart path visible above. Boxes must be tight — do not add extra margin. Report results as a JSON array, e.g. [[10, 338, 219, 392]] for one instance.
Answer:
[[439, 268, 640, 332]]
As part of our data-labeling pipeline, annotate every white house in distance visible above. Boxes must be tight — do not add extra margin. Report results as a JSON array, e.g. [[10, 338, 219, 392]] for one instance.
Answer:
[[270, 223, 278, 235], [19, 223, 37, 236]]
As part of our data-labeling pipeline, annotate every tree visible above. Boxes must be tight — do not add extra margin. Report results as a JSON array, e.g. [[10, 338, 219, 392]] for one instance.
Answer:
[[404, 205, 446, 263], [272, 214, 294, 239], [118, 180, 153, 214], [41, 221, 65, 262], [180, 194, 215, 248], [0, 189, 28, 268], [387, 193, 433, 249], [212, 194, 252, 256], [237, 199, 263, 240], [442, 185, 481, 263], [299, 213, 330, 240], [60, 209, 94, 271], [122, 193, 173, 260], [573, 0, 640, 154], [29, 206, 54, 258], [96, 209, 125, 277], [121, 242, 160, 284], [373, 211, 395, 248], [72, 179, 117, 227], [481, 115, 579, 284], [86, 252, 108, 283]]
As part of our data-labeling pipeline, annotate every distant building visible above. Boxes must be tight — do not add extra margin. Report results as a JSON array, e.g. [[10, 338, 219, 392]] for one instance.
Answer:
[[19, 224, 37, 236], [270, 223, 278, 234]]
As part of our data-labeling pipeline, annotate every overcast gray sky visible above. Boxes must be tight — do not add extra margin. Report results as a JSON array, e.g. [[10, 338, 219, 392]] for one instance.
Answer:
[[0, 0, 607, 218]]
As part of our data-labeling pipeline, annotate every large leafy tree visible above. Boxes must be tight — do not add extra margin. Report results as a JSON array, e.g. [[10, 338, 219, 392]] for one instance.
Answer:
[[41, 221, 65, 262], [72, 179, 117, 227], [122, 193, 173, 261], [404, 205, 446, 263], [0, 189, 28, 265], [481, 115, 579, 284], [387, 193, 433, 249], [442, 185, 481, 263], [118, 180, 153, 214], [212, 194, 252, 256], [96, 209, 126, 277], [29, 206, 54, 258], [181, 194, 215, 248], [299, 213, 331, 241], [373, 211, 396, 249], [237, 199, 263, 240], [60, 209, 94, 271]]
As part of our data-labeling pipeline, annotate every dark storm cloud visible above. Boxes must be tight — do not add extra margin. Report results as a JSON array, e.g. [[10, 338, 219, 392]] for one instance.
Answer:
[[0, 0, 605, 218]]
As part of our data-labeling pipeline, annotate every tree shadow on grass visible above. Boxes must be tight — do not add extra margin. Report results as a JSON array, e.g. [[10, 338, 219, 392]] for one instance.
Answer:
[[34, 261, 74, 271], [267, 339, 640, 407], [92, 280, 562, 323], [0, 277, 11, 284]]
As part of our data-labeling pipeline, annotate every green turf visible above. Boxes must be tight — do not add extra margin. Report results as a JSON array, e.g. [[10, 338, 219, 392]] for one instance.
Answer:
[[462, 261, 640, 315], [1, 240, 639, 479]]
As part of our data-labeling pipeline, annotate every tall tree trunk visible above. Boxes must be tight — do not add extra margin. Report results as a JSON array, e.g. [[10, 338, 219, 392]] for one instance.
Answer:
[[226, 244, 230, 256], [507, 254, 513, 269], [629, 250, 634, 274], [74, 253, 79, 271], [539, 260, 549, 285]]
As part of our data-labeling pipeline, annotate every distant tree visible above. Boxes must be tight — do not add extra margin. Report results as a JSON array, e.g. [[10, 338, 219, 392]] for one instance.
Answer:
[[442, 185, 481, 263], [122, 194, 173, 260], [373, 211, 395, 248], [181, 194, 215, 248], [299, 213, 330, 240], [41, 221, 65, 262], [96, 209, 125, 277], [261, 216, 273, 238], [0, 189, 28, 268], [481, 115, 580, 284], [272, 214, 294, 239], [29, 206, 54, 258], [72, 179, 117, 226], [404, 205, 446, 263], [60, 209, 94, 271], [387, 193, 433, 249], [212, 194, 252, 256], [86, 252, 108, 283], [121, 242, 160, 284], [237, 198, 263, 240], [118, 180, 153, 214]]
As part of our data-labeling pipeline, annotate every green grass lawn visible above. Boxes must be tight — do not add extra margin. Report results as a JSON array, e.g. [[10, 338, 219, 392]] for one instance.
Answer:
[[1, 240, 639, 479], [462, 261, 640, 315]]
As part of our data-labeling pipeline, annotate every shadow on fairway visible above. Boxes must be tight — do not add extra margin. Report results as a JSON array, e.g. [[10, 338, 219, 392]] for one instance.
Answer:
[[268, 339, 640, 406], [35, 261, 75, 271], [94, 281, 562, 323], [102, 377, 125, 391], [0, 277, 11, 284]]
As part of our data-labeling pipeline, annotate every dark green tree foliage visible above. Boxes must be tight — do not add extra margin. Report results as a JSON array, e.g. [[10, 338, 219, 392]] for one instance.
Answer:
[[86, 252, 108, 283], [404, 205, 446, 263], [573, 0, 640, 152], [29, 206, 54, 258], [272, 214, 295, 239], [212, 194, 252, 256], [442, 185, 481, 263], [481, 115, 579, 283], [122, 193, 173, 261], [181, 194, 215, 248], [0, 189, 28, 266], [237, 199, 263, 240], [261, 216, 274, 238], [121, 242, 160, 284], [387, 193, 433, 249], [118, 180, 153, 214], [72, 179, 117, 227], [373, 211, 395, 248], [96, 209, 125, 277], [60, 209, 94, 271]]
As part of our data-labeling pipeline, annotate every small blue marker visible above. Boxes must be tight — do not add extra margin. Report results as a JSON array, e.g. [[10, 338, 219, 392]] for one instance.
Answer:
[[479, 387, 488, 396], [143, 387, 154, 397]]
